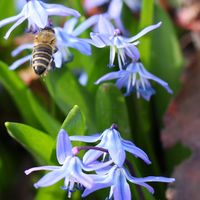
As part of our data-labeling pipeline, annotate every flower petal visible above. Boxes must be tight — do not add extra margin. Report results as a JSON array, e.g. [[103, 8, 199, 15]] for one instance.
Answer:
[[108, 0, 123, 20], [34, 169, 65, 188], [69, 134, 101, 142], [73, 14, 100, 36], [137, 63, 173, 94], [4, 17, 26, 39], [106, 129, 125, 167], [63, 18, 78, 34], [114, 169, 131, 200], [95, 70, 127, 84], [0, 13, 23, 28], [56, 129, 72, 164], [69, 157, 93, 188], [98, 15, 115, 35], [41, 2, 80, 18], [123, 140, 151, 164], [9, 55, 31, 70], [24, 166, 60, 175], [125, 22, 162, 43], [90, 32, 112, 47], [11, 43, 33, 56]]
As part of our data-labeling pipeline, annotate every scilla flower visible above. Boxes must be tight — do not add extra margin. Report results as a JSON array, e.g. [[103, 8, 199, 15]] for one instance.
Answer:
[[25, 129, 93, 198], [82, 165, 175, 200], [0, 0, 80, 39], [70, 124, 151, 167], [95, 62, 173, 100], [84, 0, 141, 34], [90, 15, 161, 69]]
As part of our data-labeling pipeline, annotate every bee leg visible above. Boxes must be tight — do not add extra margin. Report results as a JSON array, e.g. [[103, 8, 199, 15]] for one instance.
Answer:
[[53, 46, 58, 53], [50, 57, 56, 70]]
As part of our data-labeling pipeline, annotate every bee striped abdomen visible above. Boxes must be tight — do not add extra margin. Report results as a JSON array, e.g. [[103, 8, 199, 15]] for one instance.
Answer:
[[32, 44, 53, 75]]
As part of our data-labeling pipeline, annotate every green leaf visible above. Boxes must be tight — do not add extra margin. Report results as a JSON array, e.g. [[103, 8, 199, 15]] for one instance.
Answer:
[[95, 83, 131, 137], [5, 122, 56, 164], [150, 5, 183, 121], [44, 66, 96, 132], [0, 61, 60, 136], [61, 105, 86, 135], [35, 185, 65, 200], [139, 0, 154, 65]]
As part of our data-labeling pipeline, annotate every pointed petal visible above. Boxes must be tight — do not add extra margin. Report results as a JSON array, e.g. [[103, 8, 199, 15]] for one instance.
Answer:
[[63, 18, 78, 34], [98, 15, 115, 35], [84, 160, 113, 171], [125, 44, 140, 61], [69, 134, 101, 142], [11, 43, 33, 56], [53, 51, 63, 68], [73, 15, 100, 36], [114, 170, 131, 200], [82, 181, 111, 197], [0, 13, 23, 28], [4, 17, 26, 39], [108, 0, 123, 20], [67, 38, 91, 55], [41, 2, 80, 18], [116, 76, 129, 89], [137, 63, 173, 94], [124, 170, 155, 194], [9, 55, 31, 70], [34, 169, 65, 188], [90, 32, 112, 47], [125, 22, 162, 43], [136, 176, 175, 183], [25, 166, 60, 175], [70, 157, 93, 188], [106, 129, 125, 167], [83, 149, 103, 165], [95, 70, 127, 84], [56, 129, 72, 164], [123, 140, 151, 164], [25, 0, 48, 28]]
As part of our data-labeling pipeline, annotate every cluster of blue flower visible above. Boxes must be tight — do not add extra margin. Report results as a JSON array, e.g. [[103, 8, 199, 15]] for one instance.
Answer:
[[0, 0, 175, 199]]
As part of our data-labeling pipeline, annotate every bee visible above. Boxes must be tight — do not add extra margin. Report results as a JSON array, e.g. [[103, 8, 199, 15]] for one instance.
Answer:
[[32, 27, 57, 76]]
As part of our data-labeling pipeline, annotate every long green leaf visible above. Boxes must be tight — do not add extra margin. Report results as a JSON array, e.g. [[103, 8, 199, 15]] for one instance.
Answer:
[[0, 61, 60, 136], [61, 105, 86, 135], [5, 122, 56, 164], [95, 83, 131, 137], [44, 66, 96, 133], [151, 5, 183, 121]]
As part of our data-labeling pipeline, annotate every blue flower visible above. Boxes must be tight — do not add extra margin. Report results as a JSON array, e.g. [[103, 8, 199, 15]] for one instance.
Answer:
[[0, 0, 80, 39], [95, 62, 173, 100], [82, 165, 175, 200], [25, 129, 94, 198], [90, 15, 161, 69], [70, 124, 151, 167], [84, 0, 141, 34]]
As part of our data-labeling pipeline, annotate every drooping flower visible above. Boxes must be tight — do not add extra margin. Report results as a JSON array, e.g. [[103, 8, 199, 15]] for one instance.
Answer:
[[0, 0, 80, 39], [89, 15, 161, 69], [70, 124, 151, 167], [82, 165, 175, 200], [25, 129, 94, 198], [95, 62, 173, 100]]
